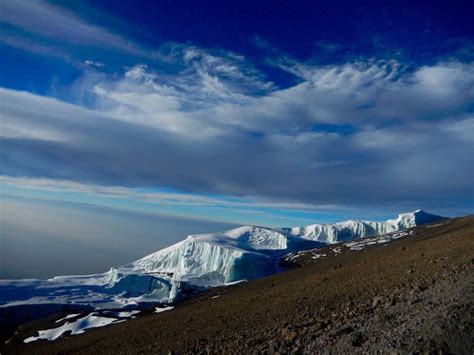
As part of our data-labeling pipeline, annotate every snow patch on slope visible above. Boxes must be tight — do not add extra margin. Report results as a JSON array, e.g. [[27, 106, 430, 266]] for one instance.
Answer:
[[55, 313, 81, 324], [24, 313, 124, 343], [344, 230, 414, 251], [155, 306, 174, 314]]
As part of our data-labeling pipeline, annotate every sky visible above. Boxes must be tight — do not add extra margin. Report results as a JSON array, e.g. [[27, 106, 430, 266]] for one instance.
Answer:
[[0, 1, 473, 277], [0, 195, 236, 278]]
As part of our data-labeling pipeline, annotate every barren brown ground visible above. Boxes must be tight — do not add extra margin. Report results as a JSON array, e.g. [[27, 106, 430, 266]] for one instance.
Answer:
[[3, 215, 473, 354]]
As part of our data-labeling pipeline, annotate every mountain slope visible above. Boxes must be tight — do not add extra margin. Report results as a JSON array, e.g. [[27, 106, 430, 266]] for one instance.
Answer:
[[0, 210, 445, 325], [5, 215, 472, 354]]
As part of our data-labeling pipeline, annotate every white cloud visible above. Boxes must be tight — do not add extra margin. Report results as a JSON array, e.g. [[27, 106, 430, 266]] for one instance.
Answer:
[[82, 58, 474, 138], [0, 0, 145, 56], [1, 44, 473, 212], [0, 175, 337, 213], [85, 60, 105, 68]]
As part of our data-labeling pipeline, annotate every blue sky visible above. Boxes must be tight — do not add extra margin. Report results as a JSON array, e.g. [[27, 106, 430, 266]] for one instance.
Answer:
[[1, 0, 473, 227]]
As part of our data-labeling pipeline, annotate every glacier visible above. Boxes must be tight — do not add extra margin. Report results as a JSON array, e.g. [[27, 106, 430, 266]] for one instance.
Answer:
[[282, 209, 444, 243], [0, 210, 445, 324]]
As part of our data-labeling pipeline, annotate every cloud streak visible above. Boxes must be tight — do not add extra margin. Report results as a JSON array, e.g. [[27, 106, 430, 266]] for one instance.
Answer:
[[1, 54, 473, 213], [0, 176, 336, 212], [0, 0, 145, 57]]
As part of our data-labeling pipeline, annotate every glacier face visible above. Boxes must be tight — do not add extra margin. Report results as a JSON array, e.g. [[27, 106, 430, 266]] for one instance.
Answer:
[[124, 226, 318, 289], [283, 210, 445, 243], [0, 210, 445, 317]]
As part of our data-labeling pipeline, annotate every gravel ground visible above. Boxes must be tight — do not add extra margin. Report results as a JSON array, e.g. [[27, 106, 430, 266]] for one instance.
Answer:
[[3, 215, 473, 354]]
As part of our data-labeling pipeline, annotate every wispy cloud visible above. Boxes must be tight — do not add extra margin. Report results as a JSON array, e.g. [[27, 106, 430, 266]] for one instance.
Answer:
[[0, 0, 145, 57], [1, 53, 473, 213], [84, 60, 105, 68], [0, 175, 337, 212], [83, 57, 474, 137]]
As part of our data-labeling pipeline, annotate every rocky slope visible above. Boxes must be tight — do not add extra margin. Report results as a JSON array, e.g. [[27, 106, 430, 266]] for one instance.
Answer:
[[3, 214, 472, 354]]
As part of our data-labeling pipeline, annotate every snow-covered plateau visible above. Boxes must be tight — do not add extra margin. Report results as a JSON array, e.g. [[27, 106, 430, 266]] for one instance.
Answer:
[[0, 210, 445, 326]]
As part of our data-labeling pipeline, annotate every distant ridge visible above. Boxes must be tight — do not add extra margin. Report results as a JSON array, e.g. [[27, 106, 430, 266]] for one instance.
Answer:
[[282, 210, 447, 243]]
